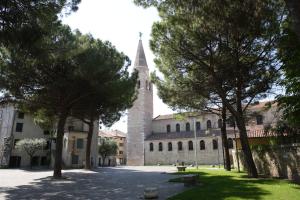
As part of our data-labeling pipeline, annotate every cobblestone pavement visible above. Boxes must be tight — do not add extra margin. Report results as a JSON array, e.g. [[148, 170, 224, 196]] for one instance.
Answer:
[[0, 166, 187, 200]]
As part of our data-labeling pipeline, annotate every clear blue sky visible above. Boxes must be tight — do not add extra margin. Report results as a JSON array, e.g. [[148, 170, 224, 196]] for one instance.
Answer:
[[62, 0, 174, 132]]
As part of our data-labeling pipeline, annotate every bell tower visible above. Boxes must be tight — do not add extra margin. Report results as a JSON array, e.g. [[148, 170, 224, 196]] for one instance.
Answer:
[[127, 38, 153, 166]]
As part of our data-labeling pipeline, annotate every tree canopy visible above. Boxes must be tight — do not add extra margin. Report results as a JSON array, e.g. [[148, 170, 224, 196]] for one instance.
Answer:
[[135, 0, 285, 177]]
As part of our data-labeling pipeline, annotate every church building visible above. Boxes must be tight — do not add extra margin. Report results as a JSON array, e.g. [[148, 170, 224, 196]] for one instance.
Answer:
[[127, 39, 279, 166]]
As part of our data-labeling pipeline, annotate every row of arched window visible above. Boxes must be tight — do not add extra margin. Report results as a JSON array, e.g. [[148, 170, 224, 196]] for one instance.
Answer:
[[137, 80, 151, 91], [149, 138, 233, 152], [166, 119, 223, 133]]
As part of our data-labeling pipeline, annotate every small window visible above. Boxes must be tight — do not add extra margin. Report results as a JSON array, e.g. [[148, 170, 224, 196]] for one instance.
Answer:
[[256, 115, 263, 125], [119, 151, 123, 155], [228, 138, 233, 149], [178, 141, 183, 151], [200, 140, 205, 150], [166, 124, 171, 133], [146, 80, 148, 89], [72, 154, 79, 165], [196, 121, 201, 131], [77, 138, 84, 149], [119, 143, 124, 147], [186, 123, 190, 131], [18, 112, 25, 119], [218, 119, 222, 128], [188, 141, 193, 150], [43, 130, 50, 135], [149, 83, 151, 91], [15, 123, 23, 132], [150, 143, 153, 151], [168, 142, 172, 151], [137, 80, 140, 88], [159, 142, 163, 151], [176, 123, 180, 132], [213, 139, 218, 150], [207, 120, 212, 129]]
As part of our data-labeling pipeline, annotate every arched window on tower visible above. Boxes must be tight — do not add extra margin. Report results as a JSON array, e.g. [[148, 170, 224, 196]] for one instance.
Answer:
[[178, 141, 183, 151], [176, 123, 180, 132], [159, 142, 163, 151], [137, 80, 140, 89], [207, 120, 212, 129], [212, 139, 218, 150], [218, 119, 222, 128], [200, 140, 205, 150], [166, 124, 171, 133], [150, 143, 153, 151], [168, 142, 172, 151], [228, 138, 233, 149], [188, 141, 193, 150], [196, 121, 201, 131], [186, 122, 190, 131], [148, 82, 151, 91], [146, 80, 148, 89]]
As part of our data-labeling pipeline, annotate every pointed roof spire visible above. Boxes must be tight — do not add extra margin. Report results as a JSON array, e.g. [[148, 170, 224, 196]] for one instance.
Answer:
[[134, 36, 148, 68]]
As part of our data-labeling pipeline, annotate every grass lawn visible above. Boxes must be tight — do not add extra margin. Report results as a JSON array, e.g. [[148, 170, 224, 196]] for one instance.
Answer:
[[169, 167, 300, 200]]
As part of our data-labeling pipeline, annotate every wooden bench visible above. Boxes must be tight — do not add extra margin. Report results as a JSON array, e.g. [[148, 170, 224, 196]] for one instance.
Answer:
[[182, 175, 198, 186], [177, 166, 187, 172]]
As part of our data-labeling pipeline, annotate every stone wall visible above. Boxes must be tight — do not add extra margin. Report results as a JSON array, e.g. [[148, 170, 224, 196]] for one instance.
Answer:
[[232, 144, 300, 182]]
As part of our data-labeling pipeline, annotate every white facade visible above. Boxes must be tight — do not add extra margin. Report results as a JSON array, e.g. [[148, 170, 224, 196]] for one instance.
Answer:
[[0, 105, 99, 168]]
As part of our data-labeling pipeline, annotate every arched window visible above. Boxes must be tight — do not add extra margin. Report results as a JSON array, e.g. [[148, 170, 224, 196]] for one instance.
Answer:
[[159, 142, 163, 151], [146, 80, 148, 89], [178, 141, 183, 151], [188, 141, 193, 150], [218, 119, 222, 128], [166, 124, 171, 133], [150, 143, 153, 151], [137, 80, 140, 88], [212, 139, 218, 150], [176, 123, 180, 132], [186, 122, 190, 131], [168, 142, 172, 151], [200, 140, 205, 150], [207, 120, 212, 129], [196, 121, 201, 131], [149, 83, 151, 90], [228, 138, 233, 149], [256, 115, 263, 125]]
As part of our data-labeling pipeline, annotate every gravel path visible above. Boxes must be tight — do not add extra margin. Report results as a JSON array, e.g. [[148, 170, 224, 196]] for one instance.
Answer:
[[0, 166, 186, 200]]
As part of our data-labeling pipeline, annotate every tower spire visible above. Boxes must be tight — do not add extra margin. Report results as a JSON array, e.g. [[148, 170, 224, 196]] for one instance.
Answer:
[[134, 37, 148, 68]]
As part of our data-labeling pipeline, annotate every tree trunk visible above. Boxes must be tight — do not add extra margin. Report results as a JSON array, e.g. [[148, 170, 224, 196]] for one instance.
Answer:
[[102, 156, 106, 167], [221, 105, 231, 171], [85, 120, 94, 170], [53, 113, 67, 178], [285, 0, 300, 41], [235, 100, 258, 178]]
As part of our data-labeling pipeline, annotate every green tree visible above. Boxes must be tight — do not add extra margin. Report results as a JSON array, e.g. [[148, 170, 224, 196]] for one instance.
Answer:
[[98, 138, 118, 167], [277, 19, 300, 130], [135, 0, 285, 177], [70, 35, 137, 169], [284, 0, 300, 40], [15, 138, 47, 168]]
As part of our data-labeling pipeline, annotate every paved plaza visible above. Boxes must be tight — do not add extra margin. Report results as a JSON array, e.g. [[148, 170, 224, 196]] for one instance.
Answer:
[[0, 166, 186, 200]]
